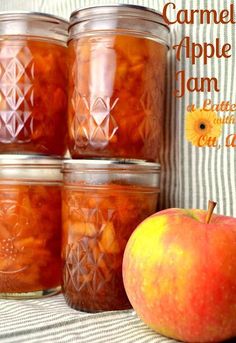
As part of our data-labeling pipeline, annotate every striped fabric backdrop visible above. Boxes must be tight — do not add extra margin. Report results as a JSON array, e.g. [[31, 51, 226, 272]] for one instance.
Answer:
[[1, 0, 235, 216], [0, 1, 235, 343], [0, 295, 177, 343]]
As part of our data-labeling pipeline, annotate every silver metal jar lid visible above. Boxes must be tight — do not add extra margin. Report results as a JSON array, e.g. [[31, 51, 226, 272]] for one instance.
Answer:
[[62, 159, 160, 189], [0, 12, 68, 44], [69, 5, 169, 47], [0, 155, 62, 182]]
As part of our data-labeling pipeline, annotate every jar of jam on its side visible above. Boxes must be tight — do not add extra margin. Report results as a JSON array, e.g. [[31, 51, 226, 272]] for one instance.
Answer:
[[62, 160, 160, 312], [67, 5, 169, 162], [0, 13, 68, 156], [0, 156, 62, 299]]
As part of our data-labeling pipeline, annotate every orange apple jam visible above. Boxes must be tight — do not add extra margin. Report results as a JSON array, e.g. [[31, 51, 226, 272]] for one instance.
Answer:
[[0, 184, 61, 295], [0, 157, 62, 298], [62, 161, 160, 311], [67, 34, 167, 162], [0, 39, 67, 156]]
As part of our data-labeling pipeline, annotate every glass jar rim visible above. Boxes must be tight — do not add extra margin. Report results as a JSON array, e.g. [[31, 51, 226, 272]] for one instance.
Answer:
[[0, 155, 62, 182], [0, 11, 68, 25], [69, 4, 169, 47], [62, 160, 160, 189], [0, 11, 68, 43], [0, 154, 62, 167], [62, 159, 160, 173], [70, 5, 168, 29]]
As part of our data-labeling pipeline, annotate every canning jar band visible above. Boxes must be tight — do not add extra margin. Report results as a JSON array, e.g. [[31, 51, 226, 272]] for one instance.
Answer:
[[0, 155, 62, 181], [62, 159, 161, 170], [0, 12, 68, 44], [70, 4, 165, 19], [0, 170, 62, 182], [69, 5, 169, 47], [0, 180, 62, 185], [62, 160, 160, 188], [70, 5, 168, 28]]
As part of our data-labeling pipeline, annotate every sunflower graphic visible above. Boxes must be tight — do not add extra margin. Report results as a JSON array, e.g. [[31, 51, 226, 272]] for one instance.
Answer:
[[185, 109, 222, 147]]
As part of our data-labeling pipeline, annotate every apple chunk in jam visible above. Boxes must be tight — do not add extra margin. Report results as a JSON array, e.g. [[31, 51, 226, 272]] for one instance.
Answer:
[[62, 183, 159, 312], [0, 184, 61, 295]]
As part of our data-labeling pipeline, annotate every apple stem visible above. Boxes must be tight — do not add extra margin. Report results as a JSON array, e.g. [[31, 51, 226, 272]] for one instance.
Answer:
[[206, 200, 217, 224]]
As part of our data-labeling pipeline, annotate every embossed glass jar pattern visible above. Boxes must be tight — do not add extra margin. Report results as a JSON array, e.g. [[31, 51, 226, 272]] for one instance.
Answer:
[[0, 156, 62, 299], [0, 13, 68, 156], [62, 160, 160, 312], [68, 5, 169, 162]]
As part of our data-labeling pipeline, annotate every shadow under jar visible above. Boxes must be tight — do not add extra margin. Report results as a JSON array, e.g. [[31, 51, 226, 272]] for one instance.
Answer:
[[62, 160, 160, 312], [0, 13, 68, 156], [68, 5, 169, 162], [0, 156, 62, 299]]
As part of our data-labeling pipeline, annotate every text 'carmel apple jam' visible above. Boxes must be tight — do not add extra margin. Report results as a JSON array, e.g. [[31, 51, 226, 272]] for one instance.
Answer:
[[0, 13, 68, 156], [68, 5, 169, 162], [0, 156, 62, 299], [62, 160, 160, 312]]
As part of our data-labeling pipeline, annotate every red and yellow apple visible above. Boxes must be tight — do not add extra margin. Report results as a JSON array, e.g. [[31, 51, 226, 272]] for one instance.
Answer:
[[123, 204, 236, 342]]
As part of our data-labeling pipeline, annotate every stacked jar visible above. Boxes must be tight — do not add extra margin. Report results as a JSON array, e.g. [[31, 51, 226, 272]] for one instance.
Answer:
[[0, 13, 68, 298], [62, 5, 169, 312]]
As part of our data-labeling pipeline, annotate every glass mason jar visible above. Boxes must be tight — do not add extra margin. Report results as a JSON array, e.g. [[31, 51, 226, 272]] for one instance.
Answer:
[[62, 160, 160, 312], [0, 156, 62, 299], [0, 13, 68, 156], [68, 5, 169, 162]]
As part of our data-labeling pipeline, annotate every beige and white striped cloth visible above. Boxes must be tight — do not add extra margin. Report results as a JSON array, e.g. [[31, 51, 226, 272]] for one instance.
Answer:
[[0, 295, 177, 343], [0, 0, 235, 342]]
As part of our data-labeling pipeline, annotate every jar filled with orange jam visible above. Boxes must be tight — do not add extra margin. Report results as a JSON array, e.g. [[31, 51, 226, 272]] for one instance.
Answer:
[[68, 5, 169, 162], [0, 156, 62, 299], [62, 160, 160, 311], [0, 13, 68, 156]]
